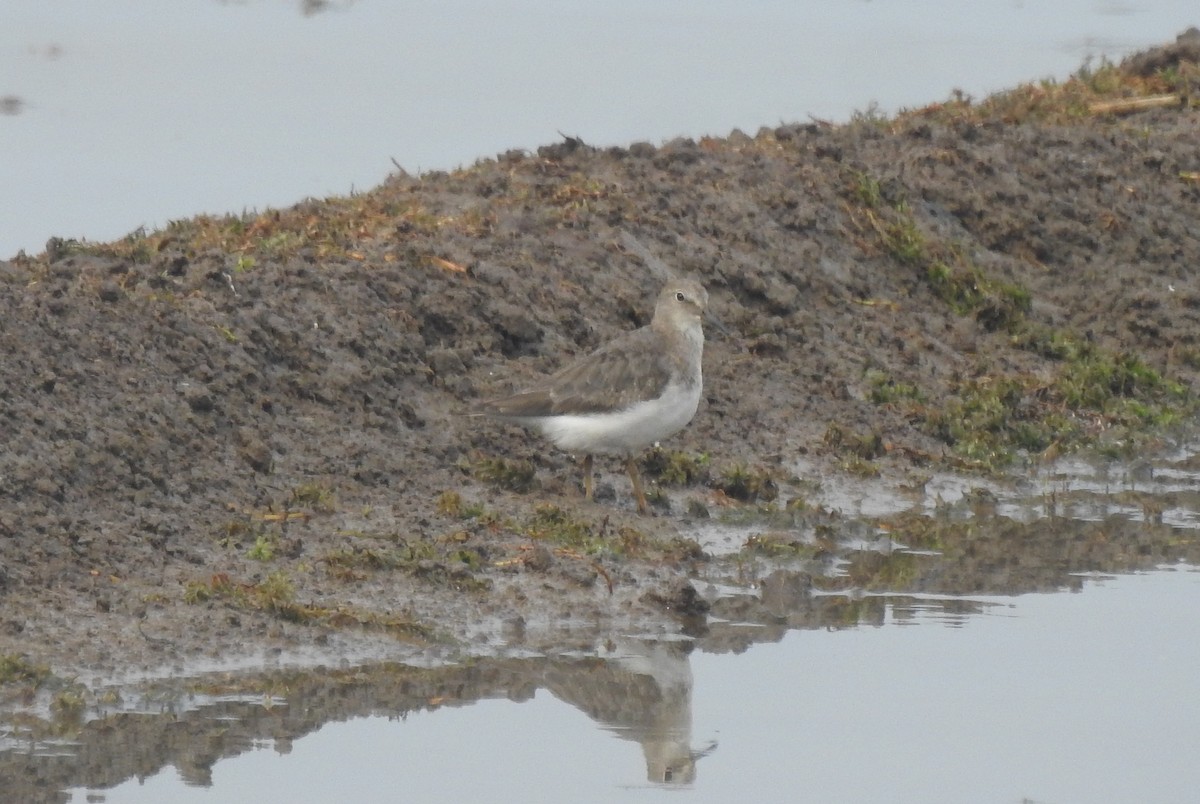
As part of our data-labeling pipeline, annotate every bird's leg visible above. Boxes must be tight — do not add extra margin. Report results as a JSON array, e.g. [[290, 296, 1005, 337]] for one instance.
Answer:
[[582, 454, 594, 501], [626, 456, 650, 515]]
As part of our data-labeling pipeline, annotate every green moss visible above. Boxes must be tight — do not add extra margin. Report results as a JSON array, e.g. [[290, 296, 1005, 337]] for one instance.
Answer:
[[1176, 347, 1200, 371], [743, 532, 819, 558], [434, 490, 490, 519], [258, 231, 301, 256], [467, 456, 539, 493], [291, 482, 337, 512], [924, 376, 1045, 468], [903, 55, 1181, 126], [712, 464, 780, 503], [183, 571, 295, 614], [323, 539, 437, 574], [526, 503, 604, 552], [850, 162, 1184, 468], [182, 571, 433, 639], [843, 551, 925, 589], [840, 455, 882, 477], [184, 573, 239, 603], [50, 685, 89, 721], [435, 491, 465, 517], [250, 571, 298, 616], [865, 368, 925, 404], [445, 548, 484, 571], [247, 533, 277, 561], [823, 424, 886, 461], [925, 261, 1031, 327], [922, 348, 1193, 469], [852, 171, 884, 208], [848, 102, 892, 129], [1057, 351, 1185, 411], [640, 447, 711, 486], [1075, 57, 1124, 94], [820, 426, 883, 475], [1011, 324, 1089, 361], [880, 206, 926, 266], [848, 172, 1032, 330], [0, 654, 51, 686]]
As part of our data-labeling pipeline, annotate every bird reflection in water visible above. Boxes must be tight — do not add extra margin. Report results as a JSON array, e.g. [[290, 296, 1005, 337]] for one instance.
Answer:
[[540, 638, 717, 784]]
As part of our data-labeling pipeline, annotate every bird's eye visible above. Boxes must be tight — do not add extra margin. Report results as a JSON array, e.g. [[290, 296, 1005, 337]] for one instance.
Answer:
[[675, 291, 686, 302]]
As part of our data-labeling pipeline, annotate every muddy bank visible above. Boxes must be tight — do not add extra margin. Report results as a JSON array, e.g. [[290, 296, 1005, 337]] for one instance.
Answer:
[[2, 32, 1200, 690]]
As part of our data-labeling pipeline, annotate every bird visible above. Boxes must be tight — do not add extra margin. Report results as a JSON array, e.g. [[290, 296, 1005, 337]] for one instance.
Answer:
[[476, 278, 710, 514]]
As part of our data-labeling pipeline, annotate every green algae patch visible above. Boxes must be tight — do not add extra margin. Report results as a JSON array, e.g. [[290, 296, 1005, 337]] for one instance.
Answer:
[[183, 571, 433, 640]]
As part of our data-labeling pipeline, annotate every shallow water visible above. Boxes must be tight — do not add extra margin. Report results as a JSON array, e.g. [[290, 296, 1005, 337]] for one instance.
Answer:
[[790, 433, 1200, 527], [50, 566, 1200, 804], [2, 1, 1197, 257]]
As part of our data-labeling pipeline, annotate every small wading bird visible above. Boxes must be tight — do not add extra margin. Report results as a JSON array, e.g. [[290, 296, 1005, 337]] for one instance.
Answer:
[[475, 278, 710, 514]]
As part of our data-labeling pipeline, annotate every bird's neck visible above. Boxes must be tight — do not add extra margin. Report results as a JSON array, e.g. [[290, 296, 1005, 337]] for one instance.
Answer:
[[654, 317, 704, 381]]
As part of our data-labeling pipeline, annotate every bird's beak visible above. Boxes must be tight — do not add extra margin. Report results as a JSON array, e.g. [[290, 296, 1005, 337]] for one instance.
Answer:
[[704, 310, 734, 340]]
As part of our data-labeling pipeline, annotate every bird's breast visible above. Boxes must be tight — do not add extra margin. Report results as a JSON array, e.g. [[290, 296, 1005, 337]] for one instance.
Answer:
[[535, 380, 701, 454]]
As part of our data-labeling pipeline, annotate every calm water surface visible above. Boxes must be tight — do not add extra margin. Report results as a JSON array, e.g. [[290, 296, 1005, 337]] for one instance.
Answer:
[[61, 566, 1200, 804]]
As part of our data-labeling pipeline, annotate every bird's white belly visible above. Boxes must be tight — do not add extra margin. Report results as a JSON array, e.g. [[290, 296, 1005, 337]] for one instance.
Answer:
[[533, 381, 701, 454]]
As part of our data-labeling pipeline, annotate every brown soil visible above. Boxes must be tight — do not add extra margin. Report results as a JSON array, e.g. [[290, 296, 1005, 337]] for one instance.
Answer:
[[2, 33, 1200, 689]]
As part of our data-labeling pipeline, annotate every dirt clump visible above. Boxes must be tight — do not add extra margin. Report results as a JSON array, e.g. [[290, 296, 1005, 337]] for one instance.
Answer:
[[2, 35, 1200, 681]]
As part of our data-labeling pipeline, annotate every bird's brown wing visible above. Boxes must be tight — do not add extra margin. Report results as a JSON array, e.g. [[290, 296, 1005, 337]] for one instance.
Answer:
[[480, 328, 672, 417]]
